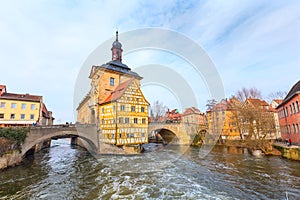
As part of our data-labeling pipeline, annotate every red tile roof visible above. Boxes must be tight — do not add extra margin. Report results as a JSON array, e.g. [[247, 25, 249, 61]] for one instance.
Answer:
[[183, 107, 202, 115], [246, 98, 268, 107], [0, 92, 42, 102], [100, 79, 133, 105]]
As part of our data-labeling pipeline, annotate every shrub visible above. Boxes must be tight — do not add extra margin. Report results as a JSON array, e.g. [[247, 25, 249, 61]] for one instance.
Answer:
[[0, 127, 30, 154]]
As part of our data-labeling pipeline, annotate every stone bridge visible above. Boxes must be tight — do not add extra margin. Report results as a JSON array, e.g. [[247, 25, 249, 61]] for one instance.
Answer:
[[148, 122, 207, 145], [21, 124, 98, 157]]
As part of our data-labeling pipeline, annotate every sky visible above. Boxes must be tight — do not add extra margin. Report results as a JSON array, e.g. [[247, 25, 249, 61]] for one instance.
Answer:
[[0, 0, 300, 123]]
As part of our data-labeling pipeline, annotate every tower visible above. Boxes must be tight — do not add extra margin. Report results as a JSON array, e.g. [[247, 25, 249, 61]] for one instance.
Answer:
[[111, 30, 123, 62]]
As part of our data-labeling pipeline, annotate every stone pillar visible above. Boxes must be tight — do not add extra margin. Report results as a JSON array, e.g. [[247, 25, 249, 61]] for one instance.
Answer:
[[71, 137, 78, 145]]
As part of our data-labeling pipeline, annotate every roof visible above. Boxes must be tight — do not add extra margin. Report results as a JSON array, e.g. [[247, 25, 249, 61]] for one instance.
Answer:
[[273, 99, 283, 104], [246, 98, 268, 107], [0, 92, 42, 102], [278, 80, 300, 108], [90, 61, 142, 80], [100, 79, 133, 105], [183, 107, 202, 116], [77, 92, 91, 110]]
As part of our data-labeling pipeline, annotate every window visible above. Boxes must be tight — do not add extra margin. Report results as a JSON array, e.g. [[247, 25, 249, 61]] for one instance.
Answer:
[[292, 103, 296, 114], [20, 114, 25, 119], [30, 114, 34, 120], [142, 133, 145, 137], [293, 124, 296, 134], [0, 113, 4, 119], [296, 124, 299, 133], [125, 117, 129, 124], [110, 77, 114, 86], [21, 103, 26, 109], [120, 105, 125, 111], [113, 105, 116, 112], [0, 102, 5, 108], [119, 133, 122, 139], [119, 117, 123, 123], [11, 103, 16, 109], [131, 106, 135, 112], [31, 104, 36, 110], [102, 119, 105, 124], [134, 118, 138, 124], [296, 101, 299, 113], [10, 114, 15, 119], [102, 108, 105, 113], [142, 118, 146, 124], [141, 107, 145, 112]]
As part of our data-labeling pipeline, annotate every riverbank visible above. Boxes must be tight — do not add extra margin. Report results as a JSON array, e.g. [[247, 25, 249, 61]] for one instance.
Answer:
[[0, 127, 29, 170], [217, 139, 282, 157], [273, 143, 300, 161], [0, 150, 22, 170]]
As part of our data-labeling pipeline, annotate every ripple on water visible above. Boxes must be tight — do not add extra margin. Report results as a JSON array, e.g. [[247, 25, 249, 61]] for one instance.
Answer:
[[1, 142, 300, 200]]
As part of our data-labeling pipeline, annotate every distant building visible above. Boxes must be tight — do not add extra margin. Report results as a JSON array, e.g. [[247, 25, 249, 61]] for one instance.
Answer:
[[182, 107, 205, 125], [276, 80, 300, 144], [165, 109, 182, 123], [270, 99, 283, 139], [77, 31, 149, 150], [0, 85, 54, 127], [206, 98, 241, 140]]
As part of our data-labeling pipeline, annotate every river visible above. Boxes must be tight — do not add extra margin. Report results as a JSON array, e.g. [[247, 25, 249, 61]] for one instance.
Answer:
[[0, 139, 299, 200]]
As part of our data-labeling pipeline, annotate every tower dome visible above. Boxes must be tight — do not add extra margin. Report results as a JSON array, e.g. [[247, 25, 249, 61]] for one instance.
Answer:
[[112, 30, 122, 49], [111, 30, 123, 62]]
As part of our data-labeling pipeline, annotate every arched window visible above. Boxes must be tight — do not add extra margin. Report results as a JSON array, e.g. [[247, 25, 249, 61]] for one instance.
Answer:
[[292, 124, 296, 134], [292, 103, 296, 114], [296, 101, 299, 113]]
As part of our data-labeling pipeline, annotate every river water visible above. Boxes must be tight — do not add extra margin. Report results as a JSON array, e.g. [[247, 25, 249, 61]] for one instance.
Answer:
[[0, 139, 299, 200]]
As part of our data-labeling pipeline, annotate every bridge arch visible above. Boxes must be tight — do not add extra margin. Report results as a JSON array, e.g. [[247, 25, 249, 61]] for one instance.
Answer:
[[154, 128, 179, 144], [21, 127, 98, 157]]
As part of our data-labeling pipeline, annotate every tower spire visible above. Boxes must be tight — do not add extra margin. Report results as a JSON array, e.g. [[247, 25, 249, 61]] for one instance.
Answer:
[[116, 29, 119, 41], [111, 30, 123, 62]]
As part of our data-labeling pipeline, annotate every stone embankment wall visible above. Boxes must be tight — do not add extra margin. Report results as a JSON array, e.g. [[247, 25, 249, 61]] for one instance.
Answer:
[[274, 144, 300, 161], [0, 150, 22, 170]]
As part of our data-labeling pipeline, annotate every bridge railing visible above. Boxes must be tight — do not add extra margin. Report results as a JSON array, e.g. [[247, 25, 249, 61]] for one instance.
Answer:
[[31, 124, 77, 129]]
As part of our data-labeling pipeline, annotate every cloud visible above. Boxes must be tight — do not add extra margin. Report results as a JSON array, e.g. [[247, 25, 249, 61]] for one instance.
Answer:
[[1, 0, 299, 122]]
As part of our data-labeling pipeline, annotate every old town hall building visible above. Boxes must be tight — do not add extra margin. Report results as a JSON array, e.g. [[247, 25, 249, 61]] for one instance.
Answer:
[[77, 31, 149, 152]]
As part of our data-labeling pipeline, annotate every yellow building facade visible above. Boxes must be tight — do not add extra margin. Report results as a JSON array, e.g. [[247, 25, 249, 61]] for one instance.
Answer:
[[206, 99, 240, 140], [77, 31, 149, 150], [99, 79, 149, 145], [0, 85, 54, 127]]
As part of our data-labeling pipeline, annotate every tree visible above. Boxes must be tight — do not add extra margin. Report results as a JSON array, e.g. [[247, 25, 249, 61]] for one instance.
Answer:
[[206, 99, 217, 111], [149, 100, 167, 122], [230, 93, 276, 152], [235, 87, 262, 102], [267, 91, 287, 102]]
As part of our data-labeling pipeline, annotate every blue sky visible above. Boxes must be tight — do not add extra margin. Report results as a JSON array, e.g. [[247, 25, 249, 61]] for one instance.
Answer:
[[1, 0, 300, 123]]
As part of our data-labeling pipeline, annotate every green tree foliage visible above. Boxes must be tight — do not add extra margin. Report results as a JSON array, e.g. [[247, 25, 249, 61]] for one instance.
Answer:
[[0, 127, 30, 154]]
